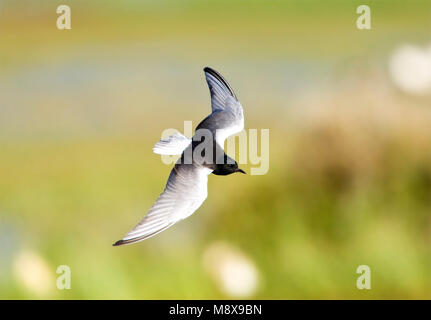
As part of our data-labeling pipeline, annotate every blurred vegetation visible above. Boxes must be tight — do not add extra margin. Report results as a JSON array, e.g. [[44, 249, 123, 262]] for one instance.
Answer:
[[1, 0, 431, 299]]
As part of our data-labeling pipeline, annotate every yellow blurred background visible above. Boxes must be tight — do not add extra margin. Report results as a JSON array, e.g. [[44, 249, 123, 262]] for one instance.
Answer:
[[1, 0, 431, 299]]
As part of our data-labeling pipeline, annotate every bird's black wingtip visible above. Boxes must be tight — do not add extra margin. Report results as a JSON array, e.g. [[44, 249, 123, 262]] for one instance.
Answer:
[[203, 67, 218, 77], [113, 239, 125, 247], [203, 67, 220, 78]]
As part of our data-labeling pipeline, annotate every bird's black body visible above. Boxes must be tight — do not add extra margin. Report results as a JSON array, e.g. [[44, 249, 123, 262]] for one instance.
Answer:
[[185, 129, 244, 176]]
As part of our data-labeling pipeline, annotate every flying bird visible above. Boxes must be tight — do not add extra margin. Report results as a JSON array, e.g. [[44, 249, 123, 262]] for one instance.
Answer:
[[113, 67, 245, 246]]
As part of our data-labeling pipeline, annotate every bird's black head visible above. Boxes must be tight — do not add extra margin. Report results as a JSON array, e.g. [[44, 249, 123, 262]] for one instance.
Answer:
[[212, 162, 246, 176]]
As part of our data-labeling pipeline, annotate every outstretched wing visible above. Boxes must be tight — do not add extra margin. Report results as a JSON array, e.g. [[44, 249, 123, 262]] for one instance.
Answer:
[[202, 67, 244, 147], [113, 164, 212, 246]]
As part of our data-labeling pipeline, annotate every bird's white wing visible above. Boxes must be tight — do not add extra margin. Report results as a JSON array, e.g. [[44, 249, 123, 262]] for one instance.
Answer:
[[113, 164, 212, 246], [202, 67, 244, 148]]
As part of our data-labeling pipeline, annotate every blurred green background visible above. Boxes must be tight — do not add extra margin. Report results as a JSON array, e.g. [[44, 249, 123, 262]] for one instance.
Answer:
[[1, 0, 431, 299]]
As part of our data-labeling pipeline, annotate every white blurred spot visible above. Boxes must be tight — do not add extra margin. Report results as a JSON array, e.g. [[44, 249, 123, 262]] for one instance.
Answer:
[[389, 44, 431, 95], [203, 241, 259, 298], [13, 250, 54, 297]]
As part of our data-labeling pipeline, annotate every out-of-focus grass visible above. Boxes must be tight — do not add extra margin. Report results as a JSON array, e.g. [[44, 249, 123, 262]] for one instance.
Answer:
[[1, 0, 431, 299], [2, 100, 431, 299]]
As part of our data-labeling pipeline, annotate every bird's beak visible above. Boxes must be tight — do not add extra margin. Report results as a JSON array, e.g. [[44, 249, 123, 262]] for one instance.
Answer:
[[236, 168, 246, 174]]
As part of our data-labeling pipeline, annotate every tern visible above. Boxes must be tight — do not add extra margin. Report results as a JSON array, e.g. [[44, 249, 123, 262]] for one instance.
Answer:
[[113, 67, 245, 246]]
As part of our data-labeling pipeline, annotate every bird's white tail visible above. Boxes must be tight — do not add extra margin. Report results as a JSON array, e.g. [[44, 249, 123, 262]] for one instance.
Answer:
[[153, 132, 191, 155]]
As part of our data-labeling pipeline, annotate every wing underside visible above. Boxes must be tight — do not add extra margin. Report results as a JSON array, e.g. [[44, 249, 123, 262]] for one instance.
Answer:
[[113, 164, 211, 246]]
